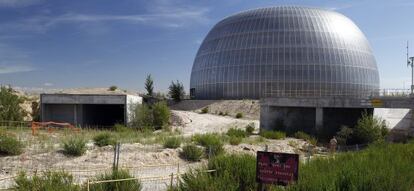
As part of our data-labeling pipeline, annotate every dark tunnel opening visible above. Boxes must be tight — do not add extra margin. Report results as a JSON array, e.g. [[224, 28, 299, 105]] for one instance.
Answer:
[[82, 104, 125, 127]]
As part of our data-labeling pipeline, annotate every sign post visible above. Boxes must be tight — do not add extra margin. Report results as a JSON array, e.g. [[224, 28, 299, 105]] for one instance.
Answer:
[[256, 151, 299, 190]]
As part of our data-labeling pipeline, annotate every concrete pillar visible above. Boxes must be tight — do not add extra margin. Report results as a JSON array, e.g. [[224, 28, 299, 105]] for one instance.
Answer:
[[259, 105, 270, 131], [315, 107, 323, 130]]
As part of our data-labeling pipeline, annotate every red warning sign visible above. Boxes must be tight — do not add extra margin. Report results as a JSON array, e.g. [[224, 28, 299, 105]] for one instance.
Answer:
[[256, 151, 299, 185]]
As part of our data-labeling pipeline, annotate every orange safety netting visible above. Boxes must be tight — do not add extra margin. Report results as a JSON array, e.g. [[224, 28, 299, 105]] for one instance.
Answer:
[[31, 121, 80, 135]]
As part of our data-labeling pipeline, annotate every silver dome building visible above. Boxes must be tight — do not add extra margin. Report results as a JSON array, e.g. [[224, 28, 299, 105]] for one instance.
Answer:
[[190, 6, 379, 99]]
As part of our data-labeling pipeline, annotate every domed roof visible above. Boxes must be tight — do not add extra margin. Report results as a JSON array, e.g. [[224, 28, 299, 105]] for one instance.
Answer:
[[190, 6, 379, 99]]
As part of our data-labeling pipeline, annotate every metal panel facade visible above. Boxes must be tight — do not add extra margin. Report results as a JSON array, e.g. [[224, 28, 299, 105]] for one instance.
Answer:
[[190, 6, 379, 99]]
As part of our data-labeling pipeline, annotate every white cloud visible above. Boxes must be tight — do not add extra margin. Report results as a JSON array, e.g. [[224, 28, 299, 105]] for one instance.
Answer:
[[0, 2, 210, 34], [0, 65, 33, 74]]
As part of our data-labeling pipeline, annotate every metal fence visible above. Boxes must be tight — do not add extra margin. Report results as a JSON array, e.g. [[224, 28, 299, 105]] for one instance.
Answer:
[[263, 89, 413, 98]]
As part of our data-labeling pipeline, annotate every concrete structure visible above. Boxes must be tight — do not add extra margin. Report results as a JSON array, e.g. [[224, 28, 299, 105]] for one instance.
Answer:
[[260, 96, 414, 140], [40, 93, 142, 127]]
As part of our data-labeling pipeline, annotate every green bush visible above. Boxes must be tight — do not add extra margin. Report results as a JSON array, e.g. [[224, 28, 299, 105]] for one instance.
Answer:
[[352, 113, 388, 144], [226, 128, 246, 138], [62, 137, 87, 156], [260, 130, 286, 140], [229, 136, 242, 145], [163, 136, 182, 149], [132, 104, 153, 129], [0, 86, 26, 121], [235, 113, 243, 119], [178, 154, 257, 191], [193, 133, 224, 156], [218, 111, 224, 116], [93, 133, 115, 147], [293, 131, 317, 145], [245, 123, 255, 135], [152, 101, 170, 130], [0, 132, 24, 155], [201, 107, 209, 114], [180, 144, 203, 161], [88, 169, 142, 191], [15, 171, 80, 191]]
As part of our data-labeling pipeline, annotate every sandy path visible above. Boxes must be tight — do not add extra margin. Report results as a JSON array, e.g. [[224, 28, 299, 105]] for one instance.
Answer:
[[172, 110, 259, 136]]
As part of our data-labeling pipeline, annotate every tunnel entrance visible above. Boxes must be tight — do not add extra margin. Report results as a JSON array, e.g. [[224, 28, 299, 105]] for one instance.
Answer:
[[82, 104, 125, 127]]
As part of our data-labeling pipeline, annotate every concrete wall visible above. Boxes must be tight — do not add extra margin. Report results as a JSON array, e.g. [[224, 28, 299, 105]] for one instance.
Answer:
[[42, 104, 82, 124], [260, 105, 374, 141]]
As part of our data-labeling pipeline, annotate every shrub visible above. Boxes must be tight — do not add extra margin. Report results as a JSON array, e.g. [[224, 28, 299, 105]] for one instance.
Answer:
[[293, 131, 317, 145], [218, 111, 223, 115], [15, 171, 80, 191], [193, 133, 224, 156], [62, 137, 87, 156], [235, 112, 243, 118], [88, 169, 142, 191], [245, 123, 255, 135], [180, 144, 203, 161], [229, 136, 242, 145], [0, 132, 24, 155], [131, 104, 153, 129], [260, 130, 286, 140], [93, 133, 115, 147], [178, 154, 256, 191], [152, 101, 170, 130], [352, 112, 388, 144], [226, 128, 247, 138], [201, 107, 209, 114], [163, 136, 182, 149], [108, 86, 117, 91], [0, 86, 26, 121]]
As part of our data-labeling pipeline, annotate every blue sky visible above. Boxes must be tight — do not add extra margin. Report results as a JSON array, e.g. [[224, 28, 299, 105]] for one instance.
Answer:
[[0, 0, 413, 93]]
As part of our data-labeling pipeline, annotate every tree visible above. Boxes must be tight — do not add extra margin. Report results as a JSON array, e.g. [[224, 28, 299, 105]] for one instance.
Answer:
[[145, 74, 154, 96], [0, 86, 26, 121], [152, 101, 170, 130], [168, 80, 185, 102]]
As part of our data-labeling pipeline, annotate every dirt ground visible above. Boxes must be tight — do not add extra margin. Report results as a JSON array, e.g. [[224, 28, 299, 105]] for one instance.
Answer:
[[0, 110, 311, 191]]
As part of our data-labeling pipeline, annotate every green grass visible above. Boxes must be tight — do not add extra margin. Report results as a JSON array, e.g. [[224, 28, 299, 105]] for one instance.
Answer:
[[0, 131, 24, 155], [177, 142, 414, 191], [88, 169, 142, 191], [180, 144, 204, 161], [228, 136, 242, 145], [15, 171, 80, 191], [178, 154, 256, 191], [163, 136, 182, 148], [226, 128, 247, 138], [260, 130, 286, 140]]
